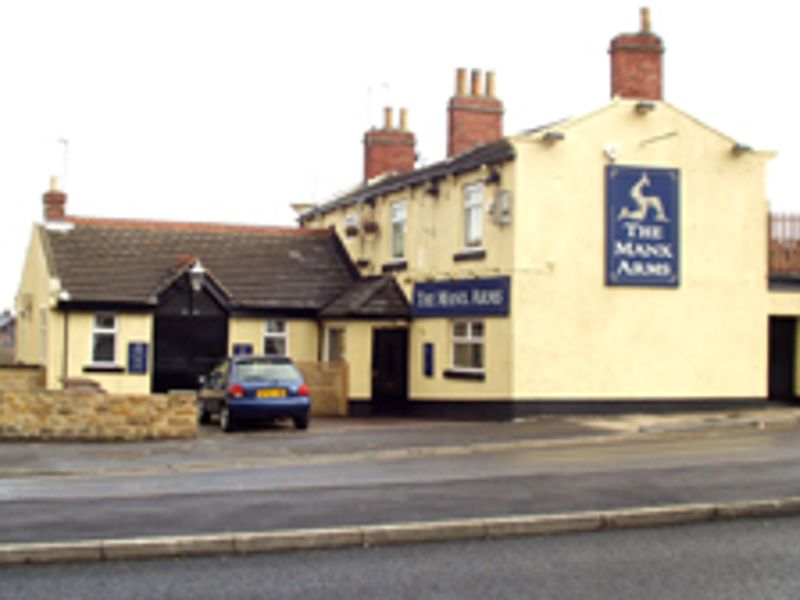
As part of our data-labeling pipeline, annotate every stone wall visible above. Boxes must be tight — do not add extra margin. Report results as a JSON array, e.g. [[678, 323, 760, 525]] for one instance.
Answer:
[[0, 367, 197, 441], [297, 361, 348, 417]]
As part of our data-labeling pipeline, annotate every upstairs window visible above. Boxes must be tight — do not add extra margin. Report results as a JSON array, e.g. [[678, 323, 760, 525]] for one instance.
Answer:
[[390, 201, 407, 260], [264, 320, 288, 356], [92, 314, 117, 364], [463, 183, 484, 248]]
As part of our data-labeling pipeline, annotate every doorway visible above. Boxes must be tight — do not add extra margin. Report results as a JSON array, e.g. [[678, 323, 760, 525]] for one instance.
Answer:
[[371, 328, 409, 415], [768, 316, 797, 401], [153, 274, 229, 393]]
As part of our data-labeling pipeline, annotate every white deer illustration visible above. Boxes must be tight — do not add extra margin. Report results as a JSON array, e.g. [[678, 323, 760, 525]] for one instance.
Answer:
[[618, 173, 669, 222]]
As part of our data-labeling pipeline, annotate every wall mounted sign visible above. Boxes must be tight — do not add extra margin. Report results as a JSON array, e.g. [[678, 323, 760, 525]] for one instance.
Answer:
[[128, 342, 148, 374], [413, 276, 511, 318], [606, 166, 680, 287], [423, 343, 434, 377], [233, 344, 253, 356]]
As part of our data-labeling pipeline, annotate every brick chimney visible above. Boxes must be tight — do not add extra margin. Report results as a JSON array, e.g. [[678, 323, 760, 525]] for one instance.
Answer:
[[43, 176, 67, 221], [610, 7, 664, 100], [447, 68, 503, 157], [363, 107, 416, 183]]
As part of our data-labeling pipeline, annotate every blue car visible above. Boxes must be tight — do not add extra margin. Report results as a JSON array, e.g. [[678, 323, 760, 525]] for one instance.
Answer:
[[198, 356, 311, 432]]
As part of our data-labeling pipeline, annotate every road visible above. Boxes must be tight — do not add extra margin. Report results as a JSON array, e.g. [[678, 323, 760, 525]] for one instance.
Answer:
[[2, 517, 799, 599], [1, 426, 800, 544]]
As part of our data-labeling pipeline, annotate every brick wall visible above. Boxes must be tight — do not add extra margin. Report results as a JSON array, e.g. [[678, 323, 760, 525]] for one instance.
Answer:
[[296, 361, 348, 417], [0, 367, 196, 441]]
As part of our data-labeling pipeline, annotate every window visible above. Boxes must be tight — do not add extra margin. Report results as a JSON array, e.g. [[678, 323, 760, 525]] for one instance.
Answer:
[[92, 314, 117, 364], [463, 183, 484, 248], [390, 201, 407, 260], [326, 328, 346, 362], [263, 320, 288, 356], [452, 320, 484, 372]]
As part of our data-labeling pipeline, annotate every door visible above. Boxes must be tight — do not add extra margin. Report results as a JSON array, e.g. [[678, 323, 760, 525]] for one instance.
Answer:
[[371, 328, 409, 415], [768, 316, 797, 401], [153, 274, 229, 393]]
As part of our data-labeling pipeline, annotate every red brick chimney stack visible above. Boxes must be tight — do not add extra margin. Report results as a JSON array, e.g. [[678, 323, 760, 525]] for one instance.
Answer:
[[447, 68, 504, 157], [43, 176, 67, 221], [609, 7, 664, 100], [363, 106, 416, 183]]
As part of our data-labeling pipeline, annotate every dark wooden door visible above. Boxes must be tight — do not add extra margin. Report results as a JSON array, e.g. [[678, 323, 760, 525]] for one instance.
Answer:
[[371, 328, 409, 415], [769, 317, 796, 401], [153, 275, 229, 393]]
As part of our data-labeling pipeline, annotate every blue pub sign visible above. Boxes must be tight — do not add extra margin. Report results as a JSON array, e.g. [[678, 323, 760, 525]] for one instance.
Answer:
[[413, 276, 511, 318], [606, 166, 680, 287], [127, 342, 148, 374]]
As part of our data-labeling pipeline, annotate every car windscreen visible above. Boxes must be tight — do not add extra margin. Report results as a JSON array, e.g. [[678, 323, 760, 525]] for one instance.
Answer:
[[234, 362, 301, 382]]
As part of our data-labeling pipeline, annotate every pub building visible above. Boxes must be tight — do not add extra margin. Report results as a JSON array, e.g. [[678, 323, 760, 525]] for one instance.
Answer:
[[15, 10, 800, 418]]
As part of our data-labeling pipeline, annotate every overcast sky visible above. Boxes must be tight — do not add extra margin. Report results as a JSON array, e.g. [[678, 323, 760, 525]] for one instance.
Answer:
[[1, 0, 797, 311]]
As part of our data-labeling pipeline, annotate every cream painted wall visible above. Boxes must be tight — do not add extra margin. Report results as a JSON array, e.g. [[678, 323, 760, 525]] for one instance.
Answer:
[[228, 318, 319, 362], [14, 225, 52, 367], [510, 100, 772, 400], [410, 317, 512, 401], [59, 312, 153, 394]]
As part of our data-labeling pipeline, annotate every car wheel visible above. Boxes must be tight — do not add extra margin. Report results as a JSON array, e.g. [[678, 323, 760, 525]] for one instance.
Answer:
[[220, 406, 234, 432], [293, 415, 309, 431]]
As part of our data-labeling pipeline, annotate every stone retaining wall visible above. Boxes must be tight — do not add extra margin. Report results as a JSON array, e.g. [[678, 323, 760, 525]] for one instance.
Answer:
[[0, 367, 196, 441]]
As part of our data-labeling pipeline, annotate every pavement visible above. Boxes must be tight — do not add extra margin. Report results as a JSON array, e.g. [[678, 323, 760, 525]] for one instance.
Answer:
[[2, 406, 800, 565]]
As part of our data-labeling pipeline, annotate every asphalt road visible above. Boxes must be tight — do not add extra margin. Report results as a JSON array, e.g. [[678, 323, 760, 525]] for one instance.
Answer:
[[2, 517, 799, 599], [1, 427, 800, 544]]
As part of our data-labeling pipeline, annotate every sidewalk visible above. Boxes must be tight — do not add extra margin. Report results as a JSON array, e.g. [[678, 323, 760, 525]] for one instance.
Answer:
[[1, 406, 799, 478]]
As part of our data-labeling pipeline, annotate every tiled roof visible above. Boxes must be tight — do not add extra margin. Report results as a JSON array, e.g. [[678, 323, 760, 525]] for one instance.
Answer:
[[301, 139, 515, 222], [321, 276, 410, 319], [42, 217, 358, 311]]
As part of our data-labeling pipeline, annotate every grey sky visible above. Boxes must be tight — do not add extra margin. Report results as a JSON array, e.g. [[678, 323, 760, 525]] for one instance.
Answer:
[[1, 0, 796, 310]]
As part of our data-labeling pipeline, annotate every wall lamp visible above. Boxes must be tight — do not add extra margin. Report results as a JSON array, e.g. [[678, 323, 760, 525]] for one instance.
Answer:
[[635, 101, 656, 114], [542, 131, 565, 143], [732, 143, 753, 156], [484, 169, 501, 185], [189, 260, 206, 293]]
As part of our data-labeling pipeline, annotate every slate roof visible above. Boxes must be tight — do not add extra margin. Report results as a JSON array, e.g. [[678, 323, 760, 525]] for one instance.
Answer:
[[300, 139, 515, 222], [42, 217, 360, 313], [320, 276, 410, 319]]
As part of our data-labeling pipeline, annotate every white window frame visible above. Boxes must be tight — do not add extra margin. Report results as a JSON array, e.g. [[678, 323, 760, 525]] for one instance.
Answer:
[[325, 327, 346, 362], [263, 319, 289, 357], [451, 319, 485, 373], [463, 183, 484, 248], [390, 201, 407, 260], [91, 313, 117, 365]]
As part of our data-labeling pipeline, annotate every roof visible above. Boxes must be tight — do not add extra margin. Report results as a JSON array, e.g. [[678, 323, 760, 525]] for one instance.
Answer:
[[42, 217, 359, 312], [301, 139, 515, 222], [321, 276, 410, 319]]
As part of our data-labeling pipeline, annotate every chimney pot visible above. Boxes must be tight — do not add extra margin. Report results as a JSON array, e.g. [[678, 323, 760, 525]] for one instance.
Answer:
[[455, 68, 467, 96], [641, 7, 651, 33], [485, 71, 496, 98], [470, 69, 482, 96], [384, 106, 394, 130], [399, 108, 408, 132]]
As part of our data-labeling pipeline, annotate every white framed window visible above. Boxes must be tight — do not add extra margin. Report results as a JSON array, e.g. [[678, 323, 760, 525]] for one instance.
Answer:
[[390, 201, 407, 260], [463, 183, 484, 248], [452, 320, 484, 372], [92, 314, 117, 365], [326, 327, 346, 362], [264, 320, 288, 356]]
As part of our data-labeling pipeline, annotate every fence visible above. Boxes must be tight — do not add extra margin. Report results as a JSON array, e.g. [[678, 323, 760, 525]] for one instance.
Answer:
[[296, 361, 348, 417], [769, 214, 800, 275]]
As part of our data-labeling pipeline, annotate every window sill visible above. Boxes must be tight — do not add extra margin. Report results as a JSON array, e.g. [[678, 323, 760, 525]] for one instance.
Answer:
[[453, 249, 486, 262], [443, 369, 485, 381], [83, 364, 125, 374], [382, 260, 408, 273]]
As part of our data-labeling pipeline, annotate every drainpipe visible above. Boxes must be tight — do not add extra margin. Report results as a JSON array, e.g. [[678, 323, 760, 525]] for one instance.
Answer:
[[62, 308, 69, 390]]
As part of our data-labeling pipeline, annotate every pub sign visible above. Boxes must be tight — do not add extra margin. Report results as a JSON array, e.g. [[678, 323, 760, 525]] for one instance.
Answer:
[[606, 166, 680, 287], [413, 276, 510, 318]]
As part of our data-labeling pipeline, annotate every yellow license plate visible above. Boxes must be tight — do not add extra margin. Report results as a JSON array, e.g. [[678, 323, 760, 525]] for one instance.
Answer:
[[257, 388, 286, 398]]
